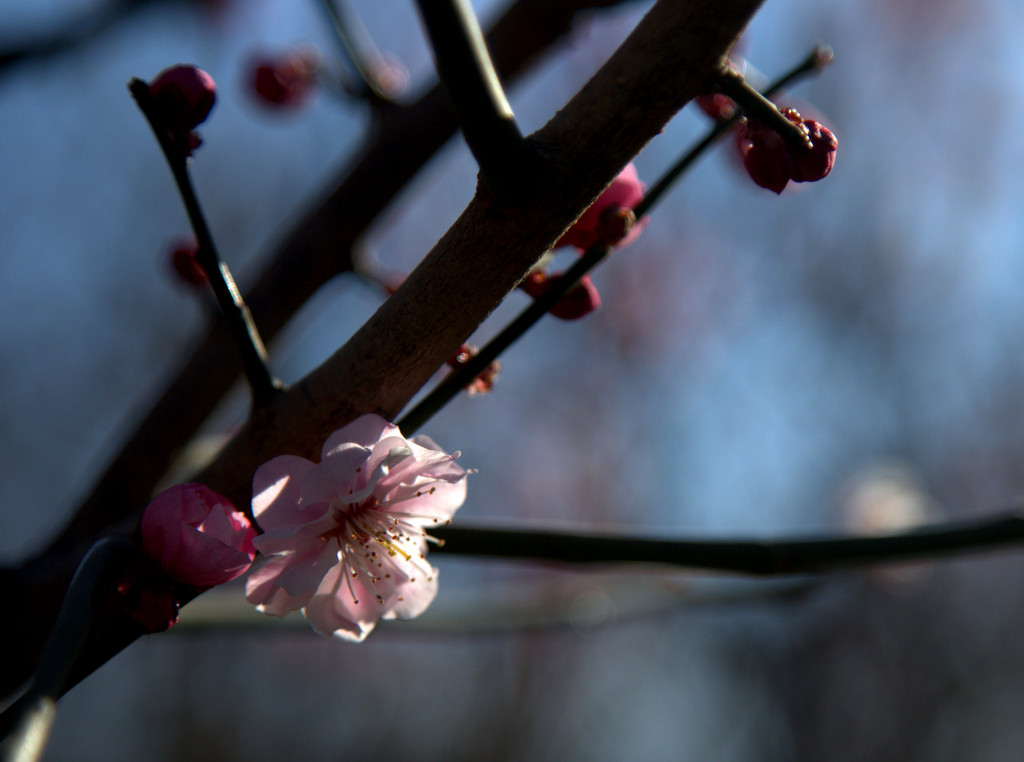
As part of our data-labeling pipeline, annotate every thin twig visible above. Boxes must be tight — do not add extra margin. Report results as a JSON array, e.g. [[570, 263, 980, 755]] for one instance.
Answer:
[[128, 79, 282, 408], [432, 511, 1024, 574], [414, 0, 536, 193], [318, 0, 398, 101], [714, 65, 811, 152], [39, 0, 637, 564], [397, 242, 612, 434]]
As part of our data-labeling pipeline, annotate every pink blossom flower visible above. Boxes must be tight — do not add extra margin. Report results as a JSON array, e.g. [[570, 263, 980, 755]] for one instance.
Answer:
[[140, 483, 257, 587], [556, 163, 647, 250], [245, 414, 468, 642]]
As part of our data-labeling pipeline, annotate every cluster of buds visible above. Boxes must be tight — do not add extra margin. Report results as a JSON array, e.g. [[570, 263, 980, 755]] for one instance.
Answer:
[[520, 163, 646, 320], [736, 107, 838, 194]]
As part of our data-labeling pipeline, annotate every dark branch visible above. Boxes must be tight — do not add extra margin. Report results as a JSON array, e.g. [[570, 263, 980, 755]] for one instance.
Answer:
[[433, 511, 1024, 574], [414, 0, 535, 193], [400, 44, 835, 432], [128, 78, 282, 408]]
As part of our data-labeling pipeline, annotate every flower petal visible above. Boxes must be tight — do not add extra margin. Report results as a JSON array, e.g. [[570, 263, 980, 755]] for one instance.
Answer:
[[245, 555, 315, 615], [252, 455, 316, 528], [304, 564, 382, 642], [321, 414, 397, 460]]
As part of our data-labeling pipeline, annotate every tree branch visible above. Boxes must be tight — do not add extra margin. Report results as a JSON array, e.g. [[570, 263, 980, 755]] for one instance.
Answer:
[[128, 78, 282, 407], [196, 0, 763, 510], [33, 0, 638, 563], [0, 0, 763, 703], [415, 0, 535, 193], [433, 512, 1024, 573]]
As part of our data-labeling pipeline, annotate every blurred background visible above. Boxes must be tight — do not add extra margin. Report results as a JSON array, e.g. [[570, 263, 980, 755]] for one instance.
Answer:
[[4, 0, 1024, 759]]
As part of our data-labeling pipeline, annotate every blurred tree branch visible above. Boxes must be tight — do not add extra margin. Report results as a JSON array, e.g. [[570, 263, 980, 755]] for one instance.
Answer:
[[0, 0, 210, 74]]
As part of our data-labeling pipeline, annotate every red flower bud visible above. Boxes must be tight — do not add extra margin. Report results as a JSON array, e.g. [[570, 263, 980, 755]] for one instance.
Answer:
[[736, 107, 838, 193], [148, 65, 216, 153], [789, 119, 838, 183], [736, 120, 793, 194], [116, 570, 179, 633], [556, 163, 646, 251], [447, 344, 501, 395], [521, 271, 601, 320], [168, 238, 207, 288], [695, 93, 736, 121], [250, 48, 321, 109], [597, 206, 638, 247]]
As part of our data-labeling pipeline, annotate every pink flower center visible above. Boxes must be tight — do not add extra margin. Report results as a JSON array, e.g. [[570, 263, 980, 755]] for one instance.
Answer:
[[317, 472, 449, 607]]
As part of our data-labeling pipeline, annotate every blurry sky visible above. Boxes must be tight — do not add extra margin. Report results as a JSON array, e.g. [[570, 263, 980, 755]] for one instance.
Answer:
[[5, 0, 1024, 760]]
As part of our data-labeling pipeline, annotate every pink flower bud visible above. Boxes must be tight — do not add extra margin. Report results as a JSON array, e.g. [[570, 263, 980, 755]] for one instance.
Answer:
[[249, 48, 321, 110], [521, 271, 601, 320], [148, 66, 216, 150], [167, 238, 207, 288], [736, 119, 793, 194], [141, 483, 256, 588], [556, 163, 647, 251], [789, 119, 838, 183]]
